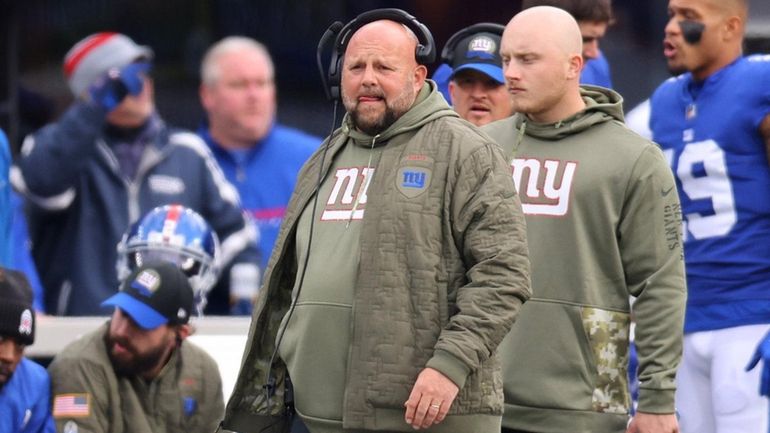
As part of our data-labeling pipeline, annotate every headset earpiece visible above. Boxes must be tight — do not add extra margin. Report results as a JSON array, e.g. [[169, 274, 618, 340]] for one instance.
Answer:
[[440, 22, 505, 66], [322, 8, 436, 101], [318, 21, 344, 101]]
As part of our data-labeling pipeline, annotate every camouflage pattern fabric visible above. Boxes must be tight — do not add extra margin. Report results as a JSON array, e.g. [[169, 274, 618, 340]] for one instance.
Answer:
[[582, 306, 631, 414]]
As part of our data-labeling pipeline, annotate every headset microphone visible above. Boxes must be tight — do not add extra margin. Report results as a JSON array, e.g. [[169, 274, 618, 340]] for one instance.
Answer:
[[680, 20, 705, 45]]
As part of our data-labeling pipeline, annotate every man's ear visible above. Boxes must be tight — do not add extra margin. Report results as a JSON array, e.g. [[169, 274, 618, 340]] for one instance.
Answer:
[[176, 324, 192, 342], [447, 80, 457, 105], [722, 15, 743, 43], [414, 65, 428, 92], [567, 53, 584, 80]]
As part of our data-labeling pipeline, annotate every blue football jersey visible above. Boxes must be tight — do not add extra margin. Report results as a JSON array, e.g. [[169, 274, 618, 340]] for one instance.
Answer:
[[650, 55, 770, 333], [199, 124, 320, 272]]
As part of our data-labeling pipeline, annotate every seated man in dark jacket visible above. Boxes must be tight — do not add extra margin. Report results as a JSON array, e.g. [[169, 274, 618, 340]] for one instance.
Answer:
[[12, 32, 260, 316]]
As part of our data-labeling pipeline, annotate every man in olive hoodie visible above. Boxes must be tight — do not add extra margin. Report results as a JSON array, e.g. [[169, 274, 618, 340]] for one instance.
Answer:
[[484, 6, 686, 433], [219, 11, 531, 433], [48, 263, 224, 433]]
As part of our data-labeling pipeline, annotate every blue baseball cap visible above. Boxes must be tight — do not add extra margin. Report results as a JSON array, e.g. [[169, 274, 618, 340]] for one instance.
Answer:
[[102, 262, 193, 330], [448, 32, 504, 84]]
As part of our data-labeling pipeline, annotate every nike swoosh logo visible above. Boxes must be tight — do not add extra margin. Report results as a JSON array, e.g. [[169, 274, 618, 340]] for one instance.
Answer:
[[661, 186, 675, 197]]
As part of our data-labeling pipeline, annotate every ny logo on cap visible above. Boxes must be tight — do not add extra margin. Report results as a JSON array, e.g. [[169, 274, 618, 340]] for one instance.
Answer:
[[131, 269, 161, 297], [466, 36, 496, 59]]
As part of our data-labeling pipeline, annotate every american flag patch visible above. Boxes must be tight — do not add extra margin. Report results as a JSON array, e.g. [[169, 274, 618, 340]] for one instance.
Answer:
[[53, 393, 90, 418]]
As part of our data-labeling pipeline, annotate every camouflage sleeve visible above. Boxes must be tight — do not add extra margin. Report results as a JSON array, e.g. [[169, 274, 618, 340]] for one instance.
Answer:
[[48, 356, 112, 433], [618, 144, 687, 414]]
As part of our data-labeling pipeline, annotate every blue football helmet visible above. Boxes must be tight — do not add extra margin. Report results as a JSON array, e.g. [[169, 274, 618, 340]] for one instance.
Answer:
[[117, 204, 220, 315]]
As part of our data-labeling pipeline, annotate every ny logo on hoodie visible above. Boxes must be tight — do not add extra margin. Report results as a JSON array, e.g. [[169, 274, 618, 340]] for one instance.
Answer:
[[511, 158, 577, 216], [321, 166, 375, 221]]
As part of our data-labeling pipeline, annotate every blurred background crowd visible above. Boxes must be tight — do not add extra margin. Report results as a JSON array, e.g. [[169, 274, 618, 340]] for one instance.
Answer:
[[2, 0, 767, 150]]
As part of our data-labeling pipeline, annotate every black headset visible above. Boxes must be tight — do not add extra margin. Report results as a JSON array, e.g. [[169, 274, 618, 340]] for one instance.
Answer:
[[440, 22, 505, 65], [317, 8, 436, 101]]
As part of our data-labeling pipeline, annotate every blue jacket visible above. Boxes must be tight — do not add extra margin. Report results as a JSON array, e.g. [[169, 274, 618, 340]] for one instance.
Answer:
[[199, 124, 319, 271], [13, 103, 259, 315], [0, 358, 55, 433]]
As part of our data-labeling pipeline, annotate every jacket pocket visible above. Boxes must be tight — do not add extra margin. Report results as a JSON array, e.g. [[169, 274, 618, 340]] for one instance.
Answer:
[[500, 300, 630, 414], [580, 306, 631, 414], [278, 303, 351, 422]]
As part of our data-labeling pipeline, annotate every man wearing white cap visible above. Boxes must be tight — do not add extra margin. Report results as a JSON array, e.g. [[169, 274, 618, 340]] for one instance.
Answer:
[[11, 32, 261, 316], [48, 262, 224, 433]]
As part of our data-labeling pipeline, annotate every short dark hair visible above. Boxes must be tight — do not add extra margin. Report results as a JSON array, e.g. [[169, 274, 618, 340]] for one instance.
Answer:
[[521, 0, 614, 24]]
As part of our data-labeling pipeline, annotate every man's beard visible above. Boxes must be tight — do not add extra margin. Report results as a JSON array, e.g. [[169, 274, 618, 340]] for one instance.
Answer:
[[343, 80, 416, 136], [105, 334, 171, 377], [349, 105, 401, 136], [0, 362, 14, 391]]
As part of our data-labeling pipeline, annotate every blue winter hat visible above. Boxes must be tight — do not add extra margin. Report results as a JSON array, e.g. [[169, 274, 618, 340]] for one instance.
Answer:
[[102, 262, 193, 330]]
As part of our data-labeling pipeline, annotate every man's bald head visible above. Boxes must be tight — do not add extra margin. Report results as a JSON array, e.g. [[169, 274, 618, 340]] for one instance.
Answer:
[[500, 6, 587, 123], [345, 20, 420, 67], [506, 6, 583, 58]]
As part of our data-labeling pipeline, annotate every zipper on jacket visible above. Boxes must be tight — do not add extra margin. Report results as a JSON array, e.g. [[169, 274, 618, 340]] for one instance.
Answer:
[[342, 132, 379, 412], [127, 181, 140, 223], [95, 137, 144, 223]]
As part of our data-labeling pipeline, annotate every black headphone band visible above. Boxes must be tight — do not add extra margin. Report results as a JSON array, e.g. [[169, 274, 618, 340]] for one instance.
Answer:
[[334, 8, 436, 66], [441, 22, 505, 65], [323, 8, 435, 101]]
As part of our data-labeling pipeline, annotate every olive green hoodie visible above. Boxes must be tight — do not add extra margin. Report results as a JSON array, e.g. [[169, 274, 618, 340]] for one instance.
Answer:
[[222, 81, 531, 432], [48, 323, 224, 433], [484, 86, 686, 433]]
